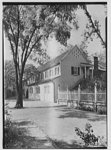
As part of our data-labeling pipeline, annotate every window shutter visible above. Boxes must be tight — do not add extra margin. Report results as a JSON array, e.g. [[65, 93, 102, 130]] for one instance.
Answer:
[[71, 67, 74, 75], [78, 67, 80, 75]]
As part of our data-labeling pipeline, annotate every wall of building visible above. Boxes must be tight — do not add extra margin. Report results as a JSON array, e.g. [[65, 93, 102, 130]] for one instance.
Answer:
[[28, 85, 40, 100], [39, 82, 54, 102], [61, 46, 88, 88], [50, 47, 90, 103]]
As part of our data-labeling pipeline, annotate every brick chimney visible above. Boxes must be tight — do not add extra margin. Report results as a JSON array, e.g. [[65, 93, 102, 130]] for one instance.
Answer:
[[94, 56, 98, 78]]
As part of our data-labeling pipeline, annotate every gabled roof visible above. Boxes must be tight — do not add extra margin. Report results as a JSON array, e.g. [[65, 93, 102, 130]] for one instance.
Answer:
[[37, 45, 91, 72], [37, 50, 68, 72]]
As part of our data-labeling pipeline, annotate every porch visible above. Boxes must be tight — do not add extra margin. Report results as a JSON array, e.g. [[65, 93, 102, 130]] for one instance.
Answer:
[[80, 62, 92, 79]]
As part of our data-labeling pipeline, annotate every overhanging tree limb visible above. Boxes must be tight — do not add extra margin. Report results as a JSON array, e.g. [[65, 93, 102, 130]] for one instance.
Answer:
[[82, 5, 106, 47], [26, 35, 43, 61]]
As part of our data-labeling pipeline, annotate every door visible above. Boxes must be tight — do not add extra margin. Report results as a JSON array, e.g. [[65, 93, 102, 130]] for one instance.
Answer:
[[44, 82, 54, 102], [39, 82, 54, 102], [44, 85, 50, 101]]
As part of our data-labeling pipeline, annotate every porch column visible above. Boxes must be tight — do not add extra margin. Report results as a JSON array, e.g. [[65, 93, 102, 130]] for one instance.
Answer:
[[92, 68, 94, 78], [85, 66, 86, 78], [80, 67, 81, 75]]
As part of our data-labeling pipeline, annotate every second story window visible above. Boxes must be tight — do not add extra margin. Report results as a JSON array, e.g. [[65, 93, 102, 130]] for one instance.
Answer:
[[71, 67, 80, 75], [49, 69, 51, 77], [55, 66, 60, 75], [43, 65, 61, 80], [55, 67, 58, 75], [57, 66, 60, 75], [51, 69, 53, 76], [44, 71, 48, 79]]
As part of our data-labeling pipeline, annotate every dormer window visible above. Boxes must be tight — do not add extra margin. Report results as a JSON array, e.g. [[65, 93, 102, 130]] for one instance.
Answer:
[[42, 64, 61, 80]]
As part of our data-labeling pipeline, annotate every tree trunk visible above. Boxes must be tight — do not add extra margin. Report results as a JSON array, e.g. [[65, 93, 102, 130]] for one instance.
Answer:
[[15, 81, 23, 108]]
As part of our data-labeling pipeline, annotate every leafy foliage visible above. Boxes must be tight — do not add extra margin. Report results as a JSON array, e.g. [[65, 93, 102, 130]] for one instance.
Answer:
[[75, 123, 98, 147], [81, 5, 106, 48], [97, 106, 106, 114], [4, 103, 27, 148], [75, 123, 107, 147], [3, 4, 80, 107], [79, 77, 106, 91]]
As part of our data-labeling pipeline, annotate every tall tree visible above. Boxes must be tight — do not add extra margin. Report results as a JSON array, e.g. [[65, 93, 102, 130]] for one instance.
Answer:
[[3, 4, 79, 108]]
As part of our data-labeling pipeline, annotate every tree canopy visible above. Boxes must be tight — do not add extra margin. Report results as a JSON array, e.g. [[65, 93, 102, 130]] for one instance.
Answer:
[[3, 4, 80, 107], [3, 4, 106, 108]]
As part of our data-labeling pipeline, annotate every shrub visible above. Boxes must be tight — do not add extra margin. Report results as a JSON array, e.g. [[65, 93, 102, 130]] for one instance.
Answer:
[[77, 103, 94, 112], [97, 106, 107, 114], [75, 123, 107, 147], [75, 123, 98, 147], [4, 103, 23, 148]]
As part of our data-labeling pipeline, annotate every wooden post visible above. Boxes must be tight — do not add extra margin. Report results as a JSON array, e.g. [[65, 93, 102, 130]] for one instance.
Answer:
[[80, 67, 81, 75], [92, 68, 94, 79], [67, 86, 69, 101], [58, 85, 60, 104], [94, 83, 97, 111], [78, 84, 80, 106], [85, 67, 86, 78]]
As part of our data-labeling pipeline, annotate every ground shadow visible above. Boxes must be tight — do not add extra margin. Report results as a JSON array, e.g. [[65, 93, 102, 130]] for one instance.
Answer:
[[56, 107, 106, 122], [5, 133, 54, 149], [3, 120, 54, 149], [51, 139, 107, 149], [13, 120, 34, 126], [9, 105, 66, 110]]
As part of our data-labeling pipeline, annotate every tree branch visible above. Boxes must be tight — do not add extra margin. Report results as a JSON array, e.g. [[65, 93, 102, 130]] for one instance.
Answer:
[[83, 5, 106, 47], [26, 35, 43, 60], [16, 5, 20, 52], [9, 23, 17, 46], [7, 34, 15, 57]]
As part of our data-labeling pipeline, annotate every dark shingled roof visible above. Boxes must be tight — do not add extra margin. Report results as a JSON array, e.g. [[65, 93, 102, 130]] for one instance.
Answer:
[[37, 48, 69, 72], [37, 45, 90, 72]]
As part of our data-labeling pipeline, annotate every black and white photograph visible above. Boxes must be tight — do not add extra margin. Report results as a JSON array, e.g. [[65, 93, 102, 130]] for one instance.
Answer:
[[3, 1, 108, 149]]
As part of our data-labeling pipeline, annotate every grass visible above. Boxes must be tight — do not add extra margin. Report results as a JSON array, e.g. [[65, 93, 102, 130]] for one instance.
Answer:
[[3, 121, 54, 149], [4, 121, 27, 148]]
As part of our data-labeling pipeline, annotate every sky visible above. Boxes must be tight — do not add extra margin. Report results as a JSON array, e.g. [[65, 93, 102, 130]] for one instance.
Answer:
[[4, 4, 107, 62]]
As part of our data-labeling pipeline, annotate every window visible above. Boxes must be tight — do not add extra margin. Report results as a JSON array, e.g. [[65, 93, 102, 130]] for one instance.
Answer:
[[45, 71, 46, 78], [55, 67, 58, 75], [43, 65, 61, 80], [44, 71, 48, 78], [36, 86, 40, 94], [49, 69, 51, 77], [71, 67, 80, 75], [58, 66, 60, 75], [30, 87, 33, 93], [41, 73, 44, 80], [55, 66, 60, 75], [74, 67, 78, 75], [51, 69, 53, 76], [44, 85, 50, 93]]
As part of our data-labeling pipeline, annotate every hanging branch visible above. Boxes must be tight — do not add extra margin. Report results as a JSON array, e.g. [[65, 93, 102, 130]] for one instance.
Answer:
[[82, 5, 106, 48]]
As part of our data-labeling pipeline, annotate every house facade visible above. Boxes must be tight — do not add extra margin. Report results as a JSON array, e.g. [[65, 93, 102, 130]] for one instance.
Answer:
[[28, 45, 93, 102]]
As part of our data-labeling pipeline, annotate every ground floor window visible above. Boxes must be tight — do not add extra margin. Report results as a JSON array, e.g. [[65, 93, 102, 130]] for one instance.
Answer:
[[36, 86, 40, 94], [44, 85, 50, 93], [30, 87, 33, 94]]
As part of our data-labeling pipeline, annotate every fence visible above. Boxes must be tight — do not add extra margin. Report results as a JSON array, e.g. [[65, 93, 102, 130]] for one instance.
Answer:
[[58, 83, 106, 111]]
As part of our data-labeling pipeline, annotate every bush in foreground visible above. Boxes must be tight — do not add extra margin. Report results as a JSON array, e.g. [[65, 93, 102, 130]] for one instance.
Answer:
[[75, 123, 107, 148], [3, 103, 26, 148]]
